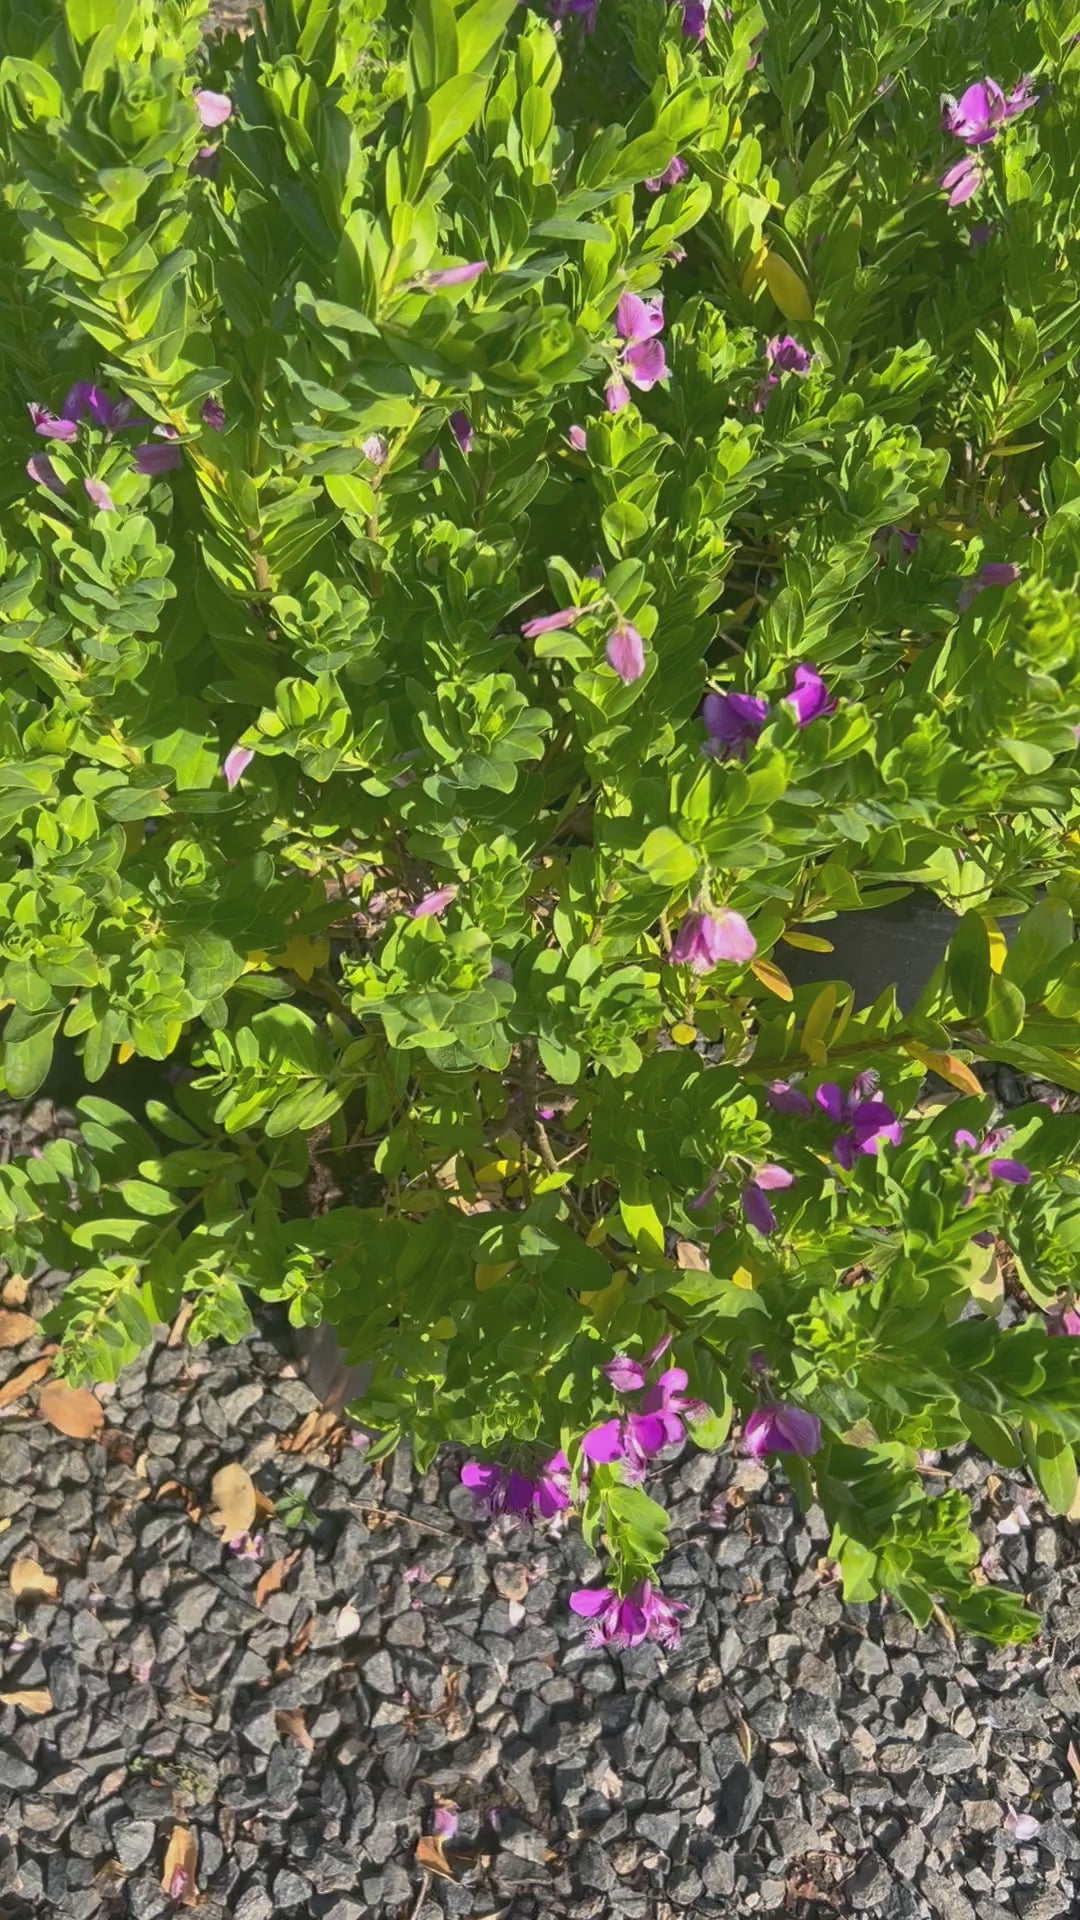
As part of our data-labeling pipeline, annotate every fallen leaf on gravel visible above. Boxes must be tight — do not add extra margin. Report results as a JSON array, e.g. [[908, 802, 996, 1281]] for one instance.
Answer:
[[414, 1834, 455, 1880], [1066, 1741, 1080, 1786], [154, 1480, 202, 1521], [10, 1558, 58, 1600], [280, 1409, 345, 1455], [208, 1463, 256, 1542], [161, 1826, 198, 1905], [0, 1689, 52, 1713], [38, 1381, 104, 1440], [1, 1276, 28, 1307], [275, 1708, 314, 1752], [0, 1354, 54, 1409], [335, 1602, 361, 1639], [0, 1311, 37, 1348], [166, 1300, 195, 1348], [255, 1550, 299, 1608]]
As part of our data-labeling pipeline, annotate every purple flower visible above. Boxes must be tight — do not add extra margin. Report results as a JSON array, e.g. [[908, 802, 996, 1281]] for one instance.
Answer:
[[228, 1531, 263, 1561], [28, 403, 79, 442], [522, 606, 582, 639], [424, 261, 487, 288], [222, 745, 254, 788], [63, 382, 130, 430], [785, 663, 835, 727], [756, 1163, 795, 1191], [421, 446, 442, 472], [678, 0, 709, 40], [194, 89, 233, 128], [602, 1334, 673, 1394], [200, 397, 225, 431], [534, 1451, 572, 1518], [968, 221, 994, 248], [449, 410, 472, 454], [941, 155, 982, 207], [669, 909, 756, 971], [83, 477, 115, 512], [363, 433, 388, 466], [567, 425, 588, 451], [744, 1404, 821, 1460], [606, 623, 646, 683], [431, 1807, 459, 1840], [549, 0, 600, 24], [988, 1158, 1031, 1185], [766, 1079, 813, 1118], [411, 885, 458, 919], [133, 442, 181, 475], [702, 689, 769, 761], [26, 453, 64, 495], [765, 334, 811, 374], [741, 1183, 777, 1235], [815, 1079, 902, 1168], [460, 1461, 535, 1516], [605, 373, 630, 412], [978, 560, 1020, 587], [615, 293, 668, 392], [1046, 1307, 1080, 1338], [941, 78, 1035, 146], [875, 524, 920, 557], [569, 1580, 688, 1650], [644, 156, 689, 192]]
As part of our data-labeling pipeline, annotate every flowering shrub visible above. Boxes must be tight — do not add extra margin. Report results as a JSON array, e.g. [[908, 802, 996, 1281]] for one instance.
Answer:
[[1, 0, 1080, 1644]]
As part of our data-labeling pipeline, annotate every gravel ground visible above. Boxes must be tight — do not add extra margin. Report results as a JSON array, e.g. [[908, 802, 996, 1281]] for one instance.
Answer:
[[1, 1280, 1079, 1920]]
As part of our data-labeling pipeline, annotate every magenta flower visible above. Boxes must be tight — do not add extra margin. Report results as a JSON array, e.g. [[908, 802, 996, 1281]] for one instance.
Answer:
[[988, 1158, 1031, 1185], [582, 1371, 688, 1473], [740, 1164, 795, 1236], [424, 261, 487, 288], [645, 156, 689, 192], [194, 89, 233, 128], [605, 374, 630, 412], [954, 1126, 1030, 1190], [815, 1078, 902, 1168], [569, 1580, 688, 1649], [567, 425, 588, 451], [134, 442, 181, 475], [84, 477, 115, 512], [1046, 1307, 1080, 1338], [766, 1079, 813, 1118], [63, 382, 130, 430], [678, 0, 708, 40], [550, 0, 600, 24], [979, 561, 1020, 587], [28, 402, 79, 442], [669, 909, 756, 971], [606, 623, 646, 683], [222, 745, 254, 788], [431, 1808, 459, 1841], [702, 689, 769, 761], [941, 78, 1035, 145], [615, 293, 667, 392], [765, 335, 811, 374], [26, 453, 64, 495], [534, 1451, 572, 1518], [785, 664, 835, 727], [744, 1404, 821, 1460], [411, 885, 458, 919], [522, 606, 582, 640], [460, 1453, 570, 1519], [228, 1531, 264, 1560], [602, 1334, 673, 1394], [449, 410, 472, 454], [200, 397, 225, 431], [941, 155, 982, 207]]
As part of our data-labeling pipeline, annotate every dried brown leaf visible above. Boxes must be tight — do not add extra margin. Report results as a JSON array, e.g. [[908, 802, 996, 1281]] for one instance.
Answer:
[[0, 1353, 54, 1409], [674, 1240, 710, 1272], [275, 1612, 314, 1673], [280, 1409, 343, 1456], [255, 1550, 300, 1609], [275, 1708, 314, 1752], [0, 1311, 37, 1349], [38, 1381, 104, 1440], [166, 1299, 195, 1348], [415, 1834, 455, 1880], [161, 1826, 198, 1905], [208, 1462, 257, 1542], [0, 1688, 52, 1714], [1066, 1741, 1080, 1787], [1, 1275, 29, 1307], [10, 1557, 58, 1601]]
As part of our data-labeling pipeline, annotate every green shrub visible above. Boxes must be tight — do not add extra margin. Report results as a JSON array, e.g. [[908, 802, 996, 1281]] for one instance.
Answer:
[[2, 0, 1080, 1644]]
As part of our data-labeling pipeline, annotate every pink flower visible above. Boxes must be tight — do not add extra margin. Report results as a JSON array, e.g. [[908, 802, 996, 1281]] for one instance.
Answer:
[[424, 261, 487, 288], [567, 425, 588, 451], [744, 1404, 821, 1459], [521, 606, 582, 639], [740, 1165, 794, 1236], [200, 397, 225, 431], [1045, 1307, 1080, 1338], [766, 1079, 814, 1118], [431, 1807, 459, 1840], [668, 909, 756, 971], [602, 1334, 673, 1394], [194, 89, 233, 128], [222, 745, 254, 788], [815, 1076, 902, 1168], [614, 293, 668, 392], [460, 1454, 570, 1519], [363, 433, 388, 465], [28, 402, 79, 442], [27, 453, 64, 495], [411, 885, 458, 919], [605, 623, 645, 682], [84, 477, 114, 512], [569, 1579, 688, 1649], [582, 1403, 679, 1477], [941, 155, 982, 207], [941, 77, 1035, 146]]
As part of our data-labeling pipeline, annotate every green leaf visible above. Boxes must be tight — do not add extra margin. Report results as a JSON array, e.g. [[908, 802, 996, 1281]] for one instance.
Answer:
[[641, 828, 698, 889], [947, 911, 991, 1020], [1002, 899, 1073, 995], [605, 1483, 670, 1563], [1023, 1421, 1078, 1517], [422, 74, 489, 169]]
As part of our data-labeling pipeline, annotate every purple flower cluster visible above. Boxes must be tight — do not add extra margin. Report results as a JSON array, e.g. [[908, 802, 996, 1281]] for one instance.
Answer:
[[569, 1579, 687, 1649], [954, 1126, 1031, 1193], [607, 293, 667, 410], [744, 1403, 821, 1460], [752, 334, 811, 410], [767, 1072, 903, 1170], [25, 379, 223, 509], [668, 909, 756, 971], [939, 77, 1035, 206], [519, 603, 646, 684], [460, 1452, 572, 1520], [583, 1341, 701, 1480], [703, 663, 835, 760]]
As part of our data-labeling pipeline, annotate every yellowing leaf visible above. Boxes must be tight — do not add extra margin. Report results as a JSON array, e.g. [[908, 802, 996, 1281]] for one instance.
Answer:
[[761, 249, 813, 321], [618, 1185, 666, 1264], [985, 918, 1006, 974], [472, 1159, 513, 1186], [902, 1041, 983, 1096], [475, 1262, 513, 1292], [10, 1558, 58, 1600], [731, 1266, 755, 1290], [750, 957, 793, 1001], [243, 950, 268, 972], [208, 1462, 257, 1543], [0, 1689, 52, 1714], [117, 1042, 134, 1065], [38, 1381, 104, 1440], [669, 1023, 697, 1046], [586, 1269, 630, 1328], [740, 239, 769, 295], [782, 930, 835, 953], [802, 983, 837, 1064], [268, 933, 329, 981]]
